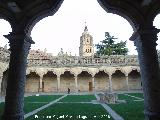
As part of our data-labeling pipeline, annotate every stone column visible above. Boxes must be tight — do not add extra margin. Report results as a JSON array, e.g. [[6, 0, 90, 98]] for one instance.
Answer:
[[38, 75, 43, 92], [0, 75, 3, 94], [125, 74, 129, 91], [57, 75, 60, 92], [109, 75, 113, 92], [92, 76, 95, 92], [2, 32, 34, 120], [74, 75, 78, 92], [130, 27, 160, 119]]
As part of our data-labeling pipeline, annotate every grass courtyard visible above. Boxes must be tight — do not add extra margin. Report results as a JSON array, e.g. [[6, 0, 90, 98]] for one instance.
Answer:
[[0, 95, 62, 119], [0, 93, 144, 120], [109, 93, 144, 120]]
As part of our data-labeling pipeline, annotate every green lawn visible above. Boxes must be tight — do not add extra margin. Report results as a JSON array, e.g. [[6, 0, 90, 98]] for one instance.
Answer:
[[0, 95, 62, 119], [59, 95, 96, 102], [0, 102, 46, 116], [24, 95, 62, 114], [0, 103, 4, 116], [109, 93, 144, 120], [0, 93, 145, 120], [109, 101, 144, 120], [26, 103, 113, 120]]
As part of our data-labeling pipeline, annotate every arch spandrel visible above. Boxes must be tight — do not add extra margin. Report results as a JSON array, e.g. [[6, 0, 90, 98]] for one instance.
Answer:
[[147, 1, 160, 26], [97, 0, 143, 30], [120, 66, 133, 76], [24, 0, 64, 35], [42, 68, 57, 76], [0, 3, 15, 29], [129, 66, 141, 75], [26, 69, 30, 75], [26, 67, 38, 76], [33, 68, 46, 77], [87, 68, 99, 77], [59, 68, 76, 76], [70, 68, 82, 76], [104, 67, 116, 76]]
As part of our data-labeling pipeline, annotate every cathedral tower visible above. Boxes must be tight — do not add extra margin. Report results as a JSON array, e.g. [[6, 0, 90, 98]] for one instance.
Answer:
[[79, 24, 94, 57]]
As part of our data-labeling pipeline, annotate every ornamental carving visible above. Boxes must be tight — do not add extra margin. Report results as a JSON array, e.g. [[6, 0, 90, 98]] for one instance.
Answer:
[[0, 47, 160, 77]]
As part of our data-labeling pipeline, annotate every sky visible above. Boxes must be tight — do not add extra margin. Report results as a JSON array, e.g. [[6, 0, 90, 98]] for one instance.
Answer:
[[0, 0, 160, 56]]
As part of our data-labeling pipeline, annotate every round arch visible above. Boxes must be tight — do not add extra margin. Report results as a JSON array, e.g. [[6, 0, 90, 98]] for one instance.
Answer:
[[94, 70, 109, 91], [24, 0, 64, 35], [0, 4, 15, 31], [60, 71, 75, 92], [97, 0, 142, 31], [128, 69, 141, 90], [147, 1, 160, 26], [43, 71, 57, 92], [77, 71, 92, 92], [25, 71, 40, 93], [112, 69, 126, 91]]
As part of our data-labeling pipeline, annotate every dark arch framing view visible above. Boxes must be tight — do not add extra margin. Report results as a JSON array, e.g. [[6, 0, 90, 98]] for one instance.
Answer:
[[0, 0, 160, 120]]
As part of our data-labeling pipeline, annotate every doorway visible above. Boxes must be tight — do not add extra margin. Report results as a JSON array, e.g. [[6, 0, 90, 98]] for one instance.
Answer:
[[89, 81, 93, 91]]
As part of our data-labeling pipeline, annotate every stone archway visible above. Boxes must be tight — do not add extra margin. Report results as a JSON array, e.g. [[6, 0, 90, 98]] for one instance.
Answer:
[[60, 71, 75, 92], [25, 72, 40, 93], [128, 70, 141, 90], [112, 70, 126, 91], [77, 71, 92, 92], [43, 71, 57, 92], [94, 71, 109, 92], [0, 1, 160, 119]]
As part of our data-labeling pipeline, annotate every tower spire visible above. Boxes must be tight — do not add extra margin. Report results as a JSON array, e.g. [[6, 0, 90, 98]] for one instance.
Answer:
[[84, 21, 88, 31]]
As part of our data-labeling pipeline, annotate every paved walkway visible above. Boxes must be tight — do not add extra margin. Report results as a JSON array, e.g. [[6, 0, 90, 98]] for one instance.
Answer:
[[124, 93, 144, 100], [94, 94, 124, 120], [24, 94, 67, 119], [57, 101, 99, 104]]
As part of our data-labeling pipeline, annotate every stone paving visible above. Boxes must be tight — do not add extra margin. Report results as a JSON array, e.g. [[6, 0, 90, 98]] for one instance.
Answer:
[[124, 93, 144, 100], [94, 93, 124, 120]]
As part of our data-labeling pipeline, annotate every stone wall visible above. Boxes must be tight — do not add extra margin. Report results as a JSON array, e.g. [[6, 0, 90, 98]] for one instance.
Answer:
[[43, 76, 57, 92], [78, 72, 92, 92], [128, 70, 141, 90], [25, 73, 40, 92], [112, 71, 126, 91], [60, 75, 75, 92], [0, 47, 154, 93], [95, 72, 109, 91]]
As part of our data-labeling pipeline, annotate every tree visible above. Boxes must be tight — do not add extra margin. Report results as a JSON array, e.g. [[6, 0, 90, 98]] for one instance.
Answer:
[[95, 32, 128, 56]]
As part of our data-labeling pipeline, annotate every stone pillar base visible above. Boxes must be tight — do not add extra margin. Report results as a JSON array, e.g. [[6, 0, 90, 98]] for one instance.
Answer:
[[38, 88, 43, 92], [2, 112, 24, 120], [145, 111, 160, 120]]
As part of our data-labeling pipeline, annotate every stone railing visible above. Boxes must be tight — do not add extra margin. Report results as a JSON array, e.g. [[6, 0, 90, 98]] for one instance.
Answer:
[[0, 47, 139, 67], [0, 47, 10, 63], [27, 55, 139, 67], [1, 47, 160, 68]]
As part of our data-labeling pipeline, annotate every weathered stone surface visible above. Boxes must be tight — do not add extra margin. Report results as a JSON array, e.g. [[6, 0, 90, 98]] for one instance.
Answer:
[[98, 92, 118, 104]]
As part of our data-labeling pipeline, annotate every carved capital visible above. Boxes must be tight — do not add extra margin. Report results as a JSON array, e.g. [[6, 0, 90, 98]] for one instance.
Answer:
[[4, 32, 34, 54], [130, 27, 160, 49]]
